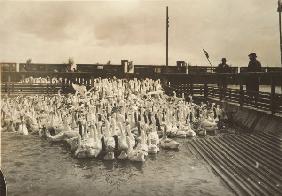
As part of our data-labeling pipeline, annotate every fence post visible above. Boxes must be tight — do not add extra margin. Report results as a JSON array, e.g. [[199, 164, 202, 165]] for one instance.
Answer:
[[91, 76, 94, 88], [204, 82, 208, 100], [12, 73, 14, 94], [46, 81, 49, 95], [239, 76, 244, 107], [270, 77, 276, 115], [50, 76, 52, 94], [7, 73, 11, 95], [190, 83, 194, 96], [62, 76, 65, 93]]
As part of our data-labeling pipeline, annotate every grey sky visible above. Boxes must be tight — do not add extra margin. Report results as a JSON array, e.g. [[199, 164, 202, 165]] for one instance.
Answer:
[[0, 0, 280, 67]]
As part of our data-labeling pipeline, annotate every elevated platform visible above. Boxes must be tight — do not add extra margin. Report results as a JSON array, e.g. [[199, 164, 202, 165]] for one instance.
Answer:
[[188, 100, 282, 195]]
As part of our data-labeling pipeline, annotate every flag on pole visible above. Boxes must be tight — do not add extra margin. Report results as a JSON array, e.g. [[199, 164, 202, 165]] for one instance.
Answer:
[[203, 49, 213, 67], [203, 49, 209, 59]]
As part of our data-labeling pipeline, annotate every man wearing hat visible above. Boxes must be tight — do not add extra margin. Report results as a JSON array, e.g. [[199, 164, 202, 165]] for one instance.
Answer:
[[216, 58, 230, 98], [217, 58, 230, 73], [246, 53, 262, 102]]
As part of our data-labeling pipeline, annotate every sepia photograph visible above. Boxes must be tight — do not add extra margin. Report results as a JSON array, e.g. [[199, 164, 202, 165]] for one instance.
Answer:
[[0, 0, 282, 196]]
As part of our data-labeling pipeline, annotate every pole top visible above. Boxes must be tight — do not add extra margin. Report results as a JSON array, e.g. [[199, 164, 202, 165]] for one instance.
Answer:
[[278, 0, 282, 12]]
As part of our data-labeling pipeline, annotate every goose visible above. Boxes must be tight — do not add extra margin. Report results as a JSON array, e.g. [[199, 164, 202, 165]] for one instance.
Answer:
[[18, 117, 29, 135], [214, 105, 222, 122], [84, 124, 102, 158], [167, 121, 184, 138], [110, 117, 120, 136], [125, 124, 136, 147], [6, 120, 16, 132], [117, 122, 128, 159], [126, 135, 145, 162], [118, 122, 128, 151], [103, 120, 116, 160], [148, 125, 159, 146], [26, 113, 40, 134], [64, 123, 96, 157], [160, 125, 179, 150], [174, 124, 187, 138], [48, 112, 64, 134], [147, 133, 159, 154], [38, 121, 47, 138], [180, 122, 196, 137], [46, 128, 80, 143], [197, 128, 207, 136], [74, 134, 88, 159], [200, 115, 217, 132], [135, 125, 148, 156]]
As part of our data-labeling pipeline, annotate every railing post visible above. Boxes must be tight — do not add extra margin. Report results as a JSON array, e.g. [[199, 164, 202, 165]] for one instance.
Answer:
[[204, 82, 208, 100], [7, 72, 11, 95], [12, 73, 14, 94], [239, 76, 244, 107], [5, 77, 8, 93], [190, 83, 194, 96], [50, 76, 52, 94], [46, 80, 49, 95], [219, 85, 223, 101], [270, 77, 276, 115], [91, 76, 94, 88], [62, 76, 65, 93]]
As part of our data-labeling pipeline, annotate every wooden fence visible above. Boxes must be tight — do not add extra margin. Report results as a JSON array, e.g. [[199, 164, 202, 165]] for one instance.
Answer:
[[1, 71, 282, 114]]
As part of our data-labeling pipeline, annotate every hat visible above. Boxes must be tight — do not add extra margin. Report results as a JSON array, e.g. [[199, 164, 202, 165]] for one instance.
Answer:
[[248, 53, 257, 57]]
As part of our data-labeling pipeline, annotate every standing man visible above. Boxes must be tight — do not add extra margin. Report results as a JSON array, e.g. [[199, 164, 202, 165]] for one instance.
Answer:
[[246, 53, 262, 102], [216, 58, 230, 99], [217, 58, 230, 74]]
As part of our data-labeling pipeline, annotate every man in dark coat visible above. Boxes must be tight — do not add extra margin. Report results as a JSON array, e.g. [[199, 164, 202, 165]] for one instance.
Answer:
[[246, 53, 262, 102], [216, 58, 230, 98]]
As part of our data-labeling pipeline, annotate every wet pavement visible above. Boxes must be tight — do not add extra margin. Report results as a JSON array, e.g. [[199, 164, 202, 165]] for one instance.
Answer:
[[1, 132, 234, 196]]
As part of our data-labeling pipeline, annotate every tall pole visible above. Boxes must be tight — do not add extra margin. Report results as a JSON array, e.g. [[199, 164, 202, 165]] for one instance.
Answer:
[[278, 1, 282, 65], [278, 0, 282, 93], [166, 6, 169, 66]]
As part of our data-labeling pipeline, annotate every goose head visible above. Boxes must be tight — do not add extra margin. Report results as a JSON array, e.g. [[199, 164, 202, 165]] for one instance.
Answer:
[[161, 124, 168, 140]]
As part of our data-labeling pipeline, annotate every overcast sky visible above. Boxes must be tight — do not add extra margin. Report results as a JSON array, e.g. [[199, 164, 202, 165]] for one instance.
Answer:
[[0, 0, 280, 67]]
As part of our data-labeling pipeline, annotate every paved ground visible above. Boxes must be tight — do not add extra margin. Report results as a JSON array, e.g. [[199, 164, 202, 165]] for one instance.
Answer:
[[188, 131, 282, 195]]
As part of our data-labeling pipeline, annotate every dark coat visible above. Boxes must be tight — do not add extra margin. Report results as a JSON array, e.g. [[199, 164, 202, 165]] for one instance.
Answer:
[[246, 60, 262, 92], [216, 63, 230, 88], [216, 63, 230, 73]]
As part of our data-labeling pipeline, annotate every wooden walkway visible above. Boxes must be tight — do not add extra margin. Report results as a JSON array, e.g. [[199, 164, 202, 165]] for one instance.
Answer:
[[188, 132, 282, 196]]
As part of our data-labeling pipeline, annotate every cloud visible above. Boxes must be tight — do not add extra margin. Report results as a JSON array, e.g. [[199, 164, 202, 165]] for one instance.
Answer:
[[0, 2, 81, 41], [0, 0, 280, 67]]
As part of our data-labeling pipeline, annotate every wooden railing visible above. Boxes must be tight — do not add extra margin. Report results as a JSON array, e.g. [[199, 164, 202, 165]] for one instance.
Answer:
[[3, 62, 281, 74], [162, 72, 282, 114], [1, 71, 282, 114]]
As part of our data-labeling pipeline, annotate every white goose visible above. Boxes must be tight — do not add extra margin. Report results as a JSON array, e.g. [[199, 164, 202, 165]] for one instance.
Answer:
[[18, 117, 29, 135], [160, 125, 179, 150], [126, 135, 145, 162], [181, 121, 196, 137], [125, 124, 136, 147], [89, 124, 102, 158], [148, 133, 159, 154], [148, 125, 160, 146], [117, 122, 129, 160], [103, 120, 115, 160], [136, 126, 148, 156]]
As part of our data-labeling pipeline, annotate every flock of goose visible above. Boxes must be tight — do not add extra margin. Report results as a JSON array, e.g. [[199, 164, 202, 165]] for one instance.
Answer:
[[1, 78, 228, 162], [20, 76, 63, 84]]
